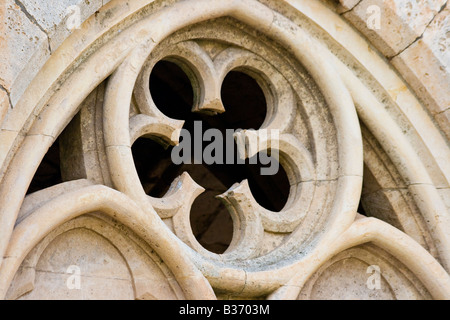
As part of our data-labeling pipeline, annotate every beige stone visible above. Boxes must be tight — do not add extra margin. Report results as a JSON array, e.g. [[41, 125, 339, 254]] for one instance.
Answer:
[[392, 7, 450, 117], [344, 0, 446, 57], [16, 0, 112, 52], [0, 0, 448, 301], [337, 0, 362, 13], [435, 109, 450, 139], [0, 89, 9, 127], [299, 245, 431, 300], [0, 0, 50, 105]]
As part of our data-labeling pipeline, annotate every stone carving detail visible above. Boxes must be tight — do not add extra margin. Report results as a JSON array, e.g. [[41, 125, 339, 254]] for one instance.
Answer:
[[120, 19, 338, 262], [0, 0, 449, 300]]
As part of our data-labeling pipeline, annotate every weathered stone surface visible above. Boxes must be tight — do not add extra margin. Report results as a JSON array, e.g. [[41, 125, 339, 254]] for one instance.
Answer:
[[306, 257, 395, 300], [0, 89, 9, 127], [435, 109, 450, 139], [337, 0, 362, 12], [0, 0, 49, 105], [0, 130, 17, 174], [392, 6, 450, 117], [0, 0, 449, 301], [19, 0, 112, 52], [18, 228, 135, 300], [298, 245, 432, 300], [0, 0, 114, 106], [344, 0, 446, 57]]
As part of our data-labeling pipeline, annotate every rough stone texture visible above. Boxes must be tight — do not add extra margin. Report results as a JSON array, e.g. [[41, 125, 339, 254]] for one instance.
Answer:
[[391, 6, 450, 137], [0, 0, 449, 301], [18, 0, 112, 52], [435, 109, 450, 139], [0, 0, 50, 105], [298, 245, 432, 300], [6, 215, 184, 300], [19, 228, 135, 300], [0, 88, 9, 127], [343, 0, 447, 58], [0, 0, 114, 107], [337, 0, 362, 13]]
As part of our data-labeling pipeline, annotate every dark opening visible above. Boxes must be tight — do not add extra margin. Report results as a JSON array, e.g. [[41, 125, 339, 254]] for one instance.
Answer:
[[136, 60, 290, 254], [358, 200, 368, 217], [27, 137, 63, 195], [219, 71, 267, 130], [149, 59, 194, 120]]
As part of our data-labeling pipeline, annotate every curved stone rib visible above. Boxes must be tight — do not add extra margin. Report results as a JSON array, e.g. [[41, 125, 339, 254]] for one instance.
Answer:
[[151, 172, 205, 219], [0, 0, 363, 278], [224, 132, 315, 233], [333, 57, 450, 272], [16, 179, 94, 226], [217, 181, 265, 260], [172, 41, 224, 114], [129, 115, 206, 218], [270, 216, 450, 300], [283, 0, 450, 185], [0, 185, 215, 300], [182, 216, 450, 298], [129, 114, 182, 147], [135, 40, 224, 115], [171, 177, 224, 258], [0, 30, 137, 269], [6, 215, 185, 300], [214, 47, 296, 134]]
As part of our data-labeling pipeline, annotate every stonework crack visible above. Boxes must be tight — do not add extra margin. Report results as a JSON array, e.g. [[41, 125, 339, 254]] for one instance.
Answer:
[[389, 1, 448, 60], [0, 85, 13, 109], [13, 0, 52, 53]]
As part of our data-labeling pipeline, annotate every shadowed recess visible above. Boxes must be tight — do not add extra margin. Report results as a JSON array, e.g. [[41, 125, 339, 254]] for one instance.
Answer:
[[132, 60, 290, 254], [26, 138, 63, 195]]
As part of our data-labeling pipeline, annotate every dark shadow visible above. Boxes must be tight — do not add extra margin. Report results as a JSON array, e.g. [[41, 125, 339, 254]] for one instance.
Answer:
[[27, 137, 63, 195], [133, 60, 291, 253]]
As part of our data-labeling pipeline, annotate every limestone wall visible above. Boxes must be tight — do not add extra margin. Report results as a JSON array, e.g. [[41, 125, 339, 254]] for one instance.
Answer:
[[0, 0, 449, 300], [1, 0, 448, 138]]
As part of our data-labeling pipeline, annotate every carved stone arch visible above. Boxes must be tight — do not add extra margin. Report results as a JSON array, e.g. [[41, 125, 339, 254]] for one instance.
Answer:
[[0, 0, 449, 300], [298, 244, 433, 300], [0, 185, 215, 299], [7, 214, 185, 300]]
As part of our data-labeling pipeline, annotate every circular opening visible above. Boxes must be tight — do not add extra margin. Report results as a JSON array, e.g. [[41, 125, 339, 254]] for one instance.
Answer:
[[220, 71, 267, 130], [131, 137, 175, 197], [143, 64, 291, 254], [245, 152, 289, 212], [149, 60, 194, 120], [27, 137, 62, 195], [131, 137, 234, 254]]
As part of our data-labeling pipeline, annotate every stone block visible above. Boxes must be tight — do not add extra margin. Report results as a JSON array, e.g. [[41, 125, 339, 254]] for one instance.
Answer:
[[337, 0, 362, 13], [344, 0, 446, 57], [0, 0, 50, 105], [0, 89, 10, 127], [392, 7, 450, 116], [435, 109, 450, 140], [19, 0, 112, 52]]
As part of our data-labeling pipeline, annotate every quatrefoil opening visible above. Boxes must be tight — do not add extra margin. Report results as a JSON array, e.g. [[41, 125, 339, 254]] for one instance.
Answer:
[[125, 25, 327, 262], [132, 58, 292, 254]]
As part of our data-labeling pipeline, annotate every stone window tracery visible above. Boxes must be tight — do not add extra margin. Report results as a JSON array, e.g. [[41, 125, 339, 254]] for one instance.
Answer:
[[0, 0, 448, 300]]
